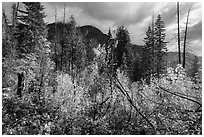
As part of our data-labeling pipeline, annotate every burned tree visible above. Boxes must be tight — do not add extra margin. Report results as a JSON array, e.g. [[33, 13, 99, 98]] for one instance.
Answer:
[[17, 72, 24, 98]]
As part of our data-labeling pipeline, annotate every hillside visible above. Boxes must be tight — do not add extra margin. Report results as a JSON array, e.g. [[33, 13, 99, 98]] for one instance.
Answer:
[[47, 23, 108, 46], [167, 52, 202, 69], [79, 25, 109, 46], [47, 23, 202, 73]]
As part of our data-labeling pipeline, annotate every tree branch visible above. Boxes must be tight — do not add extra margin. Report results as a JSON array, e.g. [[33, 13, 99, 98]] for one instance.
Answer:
[[114, 76, 156, 131], [156, 85, 202, 107]]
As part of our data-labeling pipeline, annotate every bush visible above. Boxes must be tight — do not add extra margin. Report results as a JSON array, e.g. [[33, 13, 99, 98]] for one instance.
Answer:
[[2, 50, 202, 135]]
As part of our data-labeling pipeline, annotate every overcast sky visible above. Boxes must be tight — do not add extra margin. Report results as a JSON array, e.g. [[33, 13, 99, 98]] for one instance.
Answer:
[[2, 2, 202, 56]]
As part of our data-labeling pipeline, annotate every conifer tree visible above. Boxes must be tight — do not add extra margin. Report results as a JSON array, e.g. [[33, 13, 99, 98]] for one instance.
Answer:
[[108, 27, 112, 39], [16, 2, 46, 56], [154, 14, 167, 78], [142, 26, 153, 83], [142, 14, 167, 81], [115, 26, 133, 79], [116, 26, 130, 48], [15, 2, 51, 100], [105, 27, 112, 63], [115, 26, 130, 70]]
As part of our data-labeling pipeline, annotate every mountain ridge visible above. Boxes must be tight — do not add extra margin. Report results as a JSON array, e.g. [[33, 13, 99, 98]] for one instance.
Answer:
[[47, 23, 202, 71]]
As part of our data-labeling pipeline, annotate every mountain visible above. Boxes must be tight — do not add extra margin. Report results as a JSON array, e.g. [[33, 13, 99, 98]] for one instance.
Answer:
[[46, 23, 202, 78], [47, 23, 108, 46], [79, 25, 109, 46], [47, 23, 202, 67]]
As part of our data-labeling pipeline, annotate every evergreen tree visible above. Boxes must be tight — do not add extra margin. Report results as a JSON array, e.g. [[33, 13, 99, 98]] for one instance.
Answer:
[[107, 27, 112, 39], [115, 26, 130, 70], [142, 26, 153, 83], [142, 14, 167, 81], [116, 26, 130, 48], [15, 2, 51, 101], [115, 26, 134, 79], [154, 14, 167, 78], [105, 27, 112, 63], [16, 2, 46, 56]]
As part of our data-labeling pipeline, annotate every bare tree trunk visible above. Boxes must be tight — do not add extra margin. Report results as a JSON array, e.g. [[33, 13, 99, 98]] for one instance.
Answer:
[[54, 6, 57, 71], [10, 2, 19, 57], [17, 72, 24, 98], [151, 13, 155, 77], [12, 2, 19, 34], [183, 5, 191, 68], [177, 2, 181, 64], [61, 4, 66, 71]]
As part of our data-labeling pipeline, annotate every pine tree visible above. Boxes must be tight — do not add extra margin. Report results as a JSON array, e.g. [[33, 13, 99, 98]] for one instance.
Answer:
[[108, 27, 112, 39], [115, 26, 130, 70], [16, 2, 46, 56], [142, 26, 153, 83], [116, 26, 130, 47], [15, 2, 51, 101], [142, 14, 167, 81], [154, 14, 167, 78], [105, 27, 112, 63]]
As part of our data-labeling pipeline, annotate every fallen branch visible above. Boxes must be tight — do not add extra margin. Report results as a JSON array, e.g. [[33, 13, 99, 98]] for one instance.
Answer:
[[114, 76, 156, 132], [156, 85, 202, 107]]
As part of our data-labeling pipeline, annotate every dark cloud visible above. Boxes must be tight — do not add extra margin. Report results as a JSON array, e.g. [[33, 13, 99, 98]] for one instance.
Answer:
[[188, 20, 202, 41], [160, 3, 177, 27], [46, 2, 158, 26], [161, 2, 198, 27], [46, 2, 125, 21], [113, 3, 156, 26]]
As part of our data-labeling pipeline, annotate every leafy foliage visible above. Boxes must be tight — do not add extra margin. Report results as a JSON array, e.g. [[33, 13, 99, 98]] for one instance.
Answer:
[[2, 3, 202, 135]]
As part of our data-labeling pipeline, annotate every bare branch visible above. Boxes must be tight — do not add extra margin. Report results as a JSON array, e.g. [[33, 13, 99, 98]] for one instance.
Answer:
[[115, 76, 156, 131], [155, 85, 202, 107], [177, 2, 181, 64], [183, 5, 191, 68]]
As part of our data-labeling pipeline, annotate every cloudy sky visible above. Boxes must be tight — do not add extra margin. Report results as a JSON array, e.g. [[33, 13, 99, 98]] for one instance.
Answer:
[[2, 2, 202, 56]]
